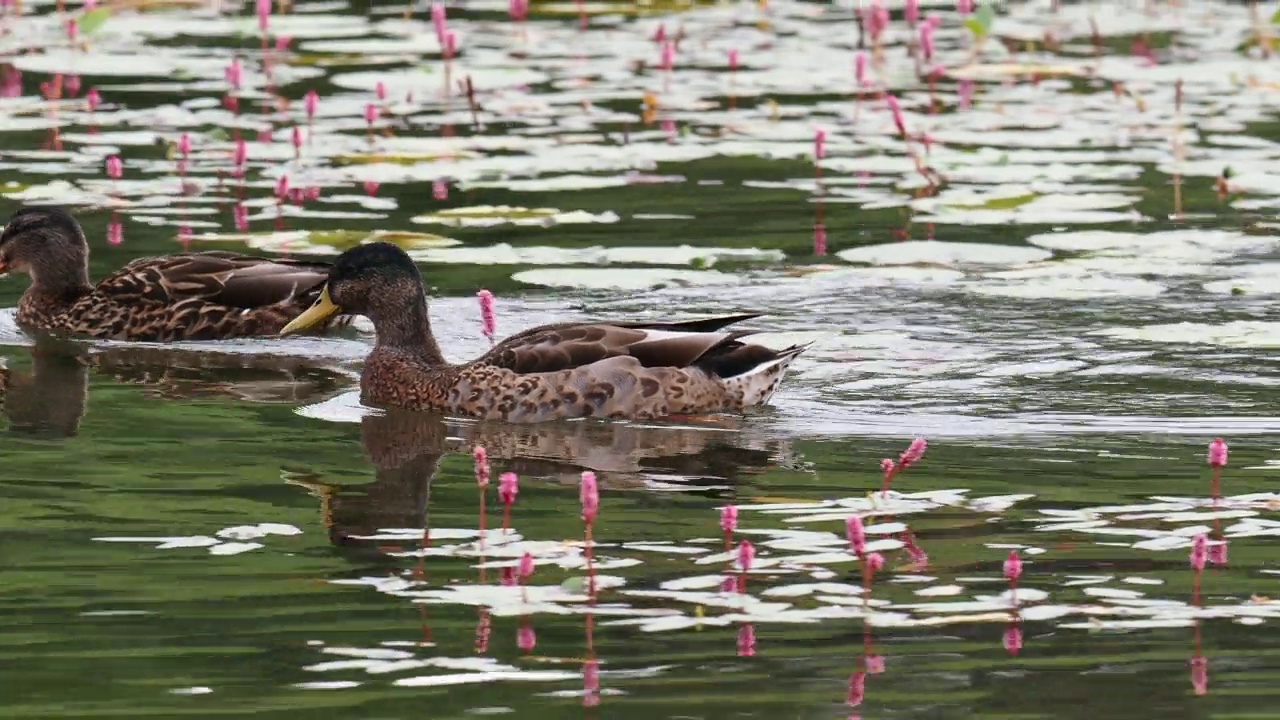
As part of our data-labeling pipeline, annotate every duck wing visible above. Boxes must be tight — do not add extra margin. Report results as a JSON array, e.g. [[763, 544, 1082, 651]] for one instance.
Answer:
[[96, 251, 330, 309], [477, 312, 765, 375]]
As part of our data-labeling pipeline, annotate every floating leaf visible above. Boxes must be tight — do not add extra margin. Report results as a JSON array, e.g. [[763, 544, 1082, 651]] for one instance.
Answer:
[[946, 193, 1038, 211], [78, 7, 113, 34], [964, 4, 996, 39]]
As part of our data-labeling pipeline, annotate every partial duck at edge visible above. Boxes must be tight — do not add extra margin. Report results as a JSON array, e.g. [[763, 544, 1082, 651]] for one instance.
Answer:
[[0, 205, 351, 342]]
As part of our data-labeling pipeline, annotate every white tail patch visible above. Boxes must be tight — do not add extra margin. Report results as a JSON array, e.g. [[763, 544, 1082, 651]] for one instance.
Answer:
[[723, 342, 813, 408]]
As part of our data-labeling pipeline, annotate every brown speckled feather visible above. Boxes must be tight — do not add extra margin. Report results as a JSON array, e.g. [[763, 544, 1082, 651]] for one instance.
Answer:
[[360, 316, 811, 422]]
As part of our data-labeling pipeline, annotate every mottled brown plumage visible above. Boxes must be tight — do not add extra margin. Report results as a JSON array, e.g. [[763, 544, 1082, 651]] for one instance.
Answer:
[[281, 242, 813, 423], [0, 205, 352, 341]]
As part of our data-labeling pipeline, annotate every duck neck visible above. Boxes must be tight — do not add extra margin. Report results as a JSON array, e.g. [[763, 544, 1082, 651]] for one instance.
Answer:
[[26, 259, 92, 313], [372, 291, 446, 366]]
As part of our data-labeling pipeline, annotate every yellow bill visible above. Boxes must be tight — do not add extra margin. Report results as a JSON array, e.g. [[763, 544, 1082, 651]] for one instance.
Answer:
[[280, 284, 340, 336]]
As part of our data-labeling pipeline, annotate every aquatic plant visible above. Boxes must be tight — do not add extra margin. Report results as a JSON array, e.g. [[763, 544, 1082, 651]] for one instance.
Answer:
[[499, 471, 518, 533], [477, 289, 496, 344]]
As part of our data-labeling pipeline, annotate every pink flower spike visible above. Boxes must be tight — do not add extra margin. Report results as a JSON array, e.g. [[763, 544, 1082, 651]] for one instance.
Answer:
[[899, 438, 927, 467], [105, 155, 122, 179], [661, 41, 674, 71], [925, 11, 942, 28], [1003, 550, 1022, 582], [854, 51, 868, 87], [652, 23, 665, 44], [473, 446, 490, 487], [256, 0, 271, 32], [862, 1, 888, 42], [84, 0, 97, 8], [845, 515, 866, 556], [290, 126, 302, 151], [64, 75, 81, 97], [225, 58, 242, 90], [957, 0, 974, 14], [728, 49, 738, 70], [499, 471, 518, 505], [904, 0, 919, 24], [958, 79, 974, 110], [177, 133, 191, 156], [375, 81, 387, 101], [304, 90, 319, 120], [363, 180, 379, 196], [919, 23, 935, 61], [517, 552, 534, 580], [477, 289, 496, 340], [445, 32, 457, 58], [880, 458, 895, 475], [305, 186, 320, 202], [85, 87, 100, 112], [886, 95, 905, 136], [106, 220, 122, 246], [364, 102, 378, 126], [274, 174, 288, 199], [275, 34, 292, 52], [431, 2, 447, 42], [736, 539, 754, 572], [719, 505, 738, 533], [1207, 438, 1228, 468], [812, 223, 826, 256], [65, 19, 77, 43], [813, 128, 826, 160], [865, 552, 885, 573], [233, 138, 248, 167], [579, 471, 599, 524], [233, 203, 248, 231], [1190, 533, 1208, 571], [433, 178, 448, 200]]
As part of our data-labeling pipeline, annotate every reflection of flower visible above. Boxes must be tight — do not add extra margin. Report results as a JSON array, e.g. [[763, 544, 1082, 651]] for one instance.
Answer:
[[736, 624, 755, 657], [1207, 541, 1228, 566], [1003, 623, 1022, 655], [847, 671, 865, 707], [1190, 655, 1208, 696]]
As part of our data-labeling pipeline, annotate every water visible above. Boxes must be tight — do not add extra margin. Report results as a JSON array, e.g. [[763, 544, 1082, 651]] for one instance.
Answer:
[[4, 0, 1280, 716]]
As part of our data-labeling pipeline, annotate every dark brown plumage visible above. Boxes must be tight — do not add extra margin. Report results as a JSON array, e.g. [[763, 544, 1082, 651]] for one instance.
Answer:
[[0, 205, 352, 341], [281, 242, 813, 422]]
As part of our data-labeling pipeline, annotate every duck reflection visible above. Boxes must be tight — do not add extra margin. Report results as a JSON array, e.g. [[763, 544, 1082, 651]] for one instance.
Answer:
[[0, 339, 350, 438], [290, 409, 793, 549]]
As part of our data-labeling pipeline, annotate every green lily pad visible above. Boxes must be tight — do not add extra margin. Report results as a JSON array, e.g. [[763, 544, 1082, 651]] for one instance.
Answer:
[[945, 193, 1038, 211], [79, 7, 112, 35]]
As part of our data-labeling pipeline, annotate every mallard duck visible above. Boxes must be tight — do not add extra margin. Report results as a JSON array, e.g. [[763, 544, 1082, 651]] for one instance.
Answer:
[[280, 242, 813, 422], [0, 205, 352, 341]]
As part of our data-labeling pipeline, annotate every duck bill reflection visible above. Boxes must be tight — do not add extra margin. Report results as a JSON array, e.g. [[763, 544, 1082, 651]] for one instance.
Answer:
[[280, 285, 340, 336]]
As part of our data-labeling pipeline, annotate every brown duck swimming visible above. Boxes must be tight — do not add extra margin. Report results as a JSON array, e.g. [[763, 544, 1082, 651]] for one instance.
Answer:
[[280, 241, 812, 422], [0, 205, 351, 341]]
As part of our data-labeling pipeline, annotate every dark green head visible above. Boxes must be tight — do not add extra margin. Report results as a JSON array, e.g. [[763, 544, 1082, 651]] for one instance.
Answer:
[[280, 242, 427, 335]]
